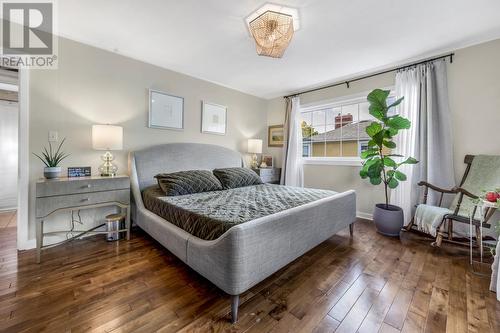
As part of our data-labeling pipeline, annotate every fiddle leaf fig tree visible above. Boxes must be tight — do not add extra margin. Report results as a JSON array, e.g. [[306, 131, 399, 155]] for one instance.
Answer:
[[359, 89, 418, 208]]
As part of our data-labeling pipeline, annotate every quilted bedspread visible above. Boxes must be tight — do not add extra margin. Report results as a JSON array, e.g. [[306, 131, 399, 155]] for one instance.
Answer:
[[142, 184, 337, 240]]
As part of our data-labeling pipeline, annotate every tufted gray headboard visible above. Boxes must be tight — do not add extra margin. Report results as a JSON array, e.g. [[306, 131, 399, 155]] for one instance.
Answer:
[[130, 143, 244, 191]]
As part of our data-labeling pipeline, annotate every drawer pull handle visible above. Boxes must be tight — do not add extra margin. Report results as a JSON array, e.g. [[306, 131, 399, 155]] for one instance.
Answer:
[[82, 198, 90, 202], [85, 184, 92, 188]]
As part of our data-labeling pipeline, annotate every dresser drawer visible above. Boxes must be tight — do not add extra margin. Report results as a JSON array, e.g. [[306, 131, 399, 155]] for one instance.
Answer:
[[36, 176, 129, 197], [36, 189, 130, 218], [258, 168, 275, 176]]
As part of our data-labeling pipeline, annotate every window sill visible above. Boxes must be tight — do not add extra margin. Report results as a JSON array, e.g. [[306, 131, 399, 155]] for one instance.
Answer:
[[302, 158, 363, 167]]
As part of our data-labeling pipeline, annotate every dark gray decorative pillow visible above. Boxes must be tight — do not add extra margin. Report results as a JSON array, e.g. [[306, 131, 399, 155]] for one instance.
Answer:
[[155, 170, 222, 196], [213, 167, 263, 189]]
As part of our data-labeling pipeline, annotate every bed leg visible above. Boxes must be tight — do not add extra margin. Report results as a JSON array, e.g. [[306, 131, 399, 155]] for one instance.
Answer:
[[230, 295, 239, 324], [349, 223, 354, 237]]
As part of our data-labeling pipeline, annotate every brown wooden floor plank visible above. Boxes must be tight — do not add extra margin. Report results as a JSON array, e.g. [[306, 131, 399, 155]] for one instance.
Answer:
[[423, 287, 449, 333], [383, 287, 414, 330], [380, 322, 402, 333], [334, 287, 379, 333], [311, 314, 339, 333], [401, 310, 426, 333], [445, 259, 468, 333], [466, 271, 491, 333]]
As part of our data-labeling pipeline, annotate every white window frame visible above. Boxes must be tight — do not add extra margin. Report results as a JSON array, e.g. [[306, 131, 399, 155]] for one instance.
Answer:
[[300, 87, 394, 166]]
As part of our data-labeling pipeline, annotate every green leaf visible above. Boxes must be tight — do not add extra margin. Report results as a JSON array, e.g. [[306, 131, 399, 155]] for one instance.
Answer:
[[361, 149, 379, 159], [367, 89, 390, 108], [386, 154, 404, 158], [365, 122, 382, 138], [367, 139, 377, 147], [383, 140, 396, 149], [369, 105, 385, 121], [33, 153, 49, 167], [394, 171, 407, 181], [387, 170, 395, 178], [367, 89, 390, 120], [359, 169, 368, 179], [387, 116, 411, 130], [383, 157, 397, 167], [387, 128, 398, 136], [388, 97, 404, 109], [370, 176, 382, 185], [372, 131, 385, 147], [400, 157, 418, 165], [388, 177, 399, 189]]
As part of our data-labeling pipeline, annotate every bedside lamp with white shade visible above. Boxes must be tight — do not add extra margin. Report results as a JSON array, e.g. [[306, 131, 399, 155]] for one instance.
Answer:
[[247, 139, 262, 169], [92, 124, 123, 176]]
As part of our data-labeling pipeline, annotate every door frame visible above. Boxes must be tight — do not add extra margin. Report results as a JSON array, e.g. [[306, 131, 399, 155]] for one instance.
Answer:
[[17, 68, 32, 250]]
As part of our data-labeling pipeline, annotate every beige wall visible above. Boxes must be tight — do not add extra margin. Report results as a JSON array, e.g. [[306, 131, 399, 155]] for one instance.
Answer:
[[267, 38, 500, 217], [28, 37, 267, 243]]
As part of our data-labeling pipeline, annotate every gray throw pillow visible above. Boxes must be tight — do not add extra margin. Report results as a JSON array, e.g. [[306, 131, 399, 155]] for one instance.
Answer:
[[213, 167, 263, 189], [155, 170, 222, 196]]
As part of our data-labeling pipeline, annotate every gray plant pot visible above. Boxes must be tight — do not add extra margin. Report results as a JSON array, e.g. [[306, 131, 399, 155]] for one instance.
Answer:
[[373, 203, 404, 237], [44, 166, 62, 179]]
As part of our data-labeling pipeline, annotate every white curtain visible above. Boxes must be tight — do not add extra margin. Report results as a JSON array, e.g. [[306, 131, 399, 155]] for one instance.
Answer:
[[390, 60, 455, 225], [280, 96, 303, 187]]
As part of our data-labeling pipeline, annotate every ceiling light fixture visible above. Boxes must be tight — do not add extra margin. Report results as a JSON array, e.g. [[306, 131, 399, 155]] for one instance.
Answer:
[[246, 4, 299, 58]]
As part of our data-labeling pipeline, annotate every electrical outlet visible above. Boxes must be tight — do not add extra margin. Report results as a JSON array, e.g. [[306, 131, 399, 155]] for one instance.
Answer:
[[48, 131, 58, 142]]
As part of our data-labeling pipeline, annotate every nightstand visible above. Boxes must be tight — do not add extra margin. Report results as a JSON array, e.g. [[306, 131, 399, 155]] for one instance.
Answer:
[[35, 175, 130, 263], [252, 168, 281, 184]]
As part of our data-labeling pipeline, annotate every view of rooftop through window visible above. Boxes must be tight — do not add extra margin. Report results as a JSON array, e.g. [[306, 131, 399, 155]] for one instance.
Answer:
[[301, 94, 396, 158]]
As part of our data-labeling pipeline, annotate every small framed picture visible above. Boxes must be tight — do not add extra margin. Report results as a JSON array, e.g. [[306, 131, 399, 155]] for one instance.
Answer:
[[268, 125, 284, 147], [262, 155, 274, 168], [149, 89, 184, 130], [202, 101, 227, 135]]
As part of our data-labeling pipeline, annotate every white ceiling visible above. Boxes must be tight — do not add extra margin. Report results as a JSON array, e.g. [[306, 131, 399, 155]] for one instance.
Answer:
[[58, 0, 500, 99]]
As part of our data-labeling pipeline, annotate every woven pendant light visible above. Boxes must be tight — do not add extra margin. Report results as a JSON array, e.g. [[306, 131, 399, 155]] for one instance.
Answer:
[[248, 10, 294, 58]]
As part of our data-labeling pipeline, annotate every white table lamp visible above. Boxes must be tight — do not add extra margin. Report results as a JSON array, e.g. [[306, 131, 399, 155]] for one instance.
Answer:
[[92, 124, 123, 176], [248, 139, 262, 169]]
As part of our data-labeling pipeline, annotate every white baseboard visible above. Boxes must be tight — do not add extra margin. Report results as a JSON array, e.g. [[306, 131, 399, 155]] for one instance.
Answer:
[[18, 238, 36, 250], [356, 211, 373, 221], [0, 207, 17, 212]]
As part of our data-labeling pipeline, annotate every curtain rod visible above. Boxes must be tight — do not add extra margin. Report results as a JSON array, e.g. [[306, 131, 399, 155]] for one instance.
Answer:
[[284, 53, 454, 99]]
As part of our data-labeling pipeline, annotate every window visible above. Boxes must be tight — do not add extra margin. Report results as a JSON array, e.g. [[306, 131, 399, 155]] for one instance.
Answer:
[[300, 91, 396, 164]]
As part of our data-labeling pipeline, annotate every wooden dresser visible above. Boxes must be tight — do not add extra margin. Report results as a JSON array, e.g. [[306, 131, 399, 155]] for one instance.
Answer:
[[35, 175, 130, 263], [252, 168, 281, 184]]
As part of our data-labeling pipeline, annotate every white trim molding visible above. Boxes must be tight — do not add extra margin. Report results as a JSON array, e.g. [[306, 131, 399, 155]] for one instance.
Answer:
[[17, 69, 31, 250], [303, 157, 363, 167], [356, 211, 373, 221]]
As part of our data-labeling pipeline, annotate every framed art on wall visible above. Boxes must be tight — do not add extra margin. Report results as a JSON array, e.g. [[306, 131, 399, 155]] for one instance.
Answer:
[[268, 125, 284, 147], [202, 101, 227, 135], [148, 89, 184, 130]]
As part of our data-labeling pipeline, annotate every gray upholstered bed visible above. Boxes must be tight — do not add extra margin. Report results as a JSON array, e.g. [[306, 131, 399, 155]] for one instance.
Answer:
[[129, 143, 356, 323]]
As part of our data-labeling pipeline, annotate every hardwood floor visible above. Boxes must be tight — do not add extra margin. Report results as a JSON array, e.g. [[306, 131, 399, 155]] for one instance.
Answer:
[[0, 211, 16, 229], [0, 219, 498, 332]]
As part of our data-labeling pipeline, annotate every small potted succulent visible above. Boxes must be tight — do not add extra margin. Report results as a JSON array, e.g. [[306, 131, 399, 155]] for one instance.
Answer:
[[33, 138, 70, 179], [359, 89, 418, 236]]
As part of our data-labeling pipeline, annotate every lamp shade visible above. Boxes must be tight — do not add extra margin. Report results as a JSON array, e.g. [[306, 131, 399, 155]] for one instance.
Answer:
[[92, 125, 123, 150], [247, 139, 262, 154]]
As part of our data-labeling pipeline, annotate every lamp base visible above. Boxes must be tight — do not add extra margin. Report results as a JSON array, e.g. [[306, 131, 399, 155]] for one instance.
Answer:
[[251, 154, 259, 169], [99, 151, 118, 177]]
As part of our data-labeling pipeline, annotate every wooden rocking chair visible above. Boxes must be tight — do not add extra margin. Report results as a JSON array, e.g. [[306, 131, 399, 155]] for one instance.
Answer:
[[405, 155, 498, 247]]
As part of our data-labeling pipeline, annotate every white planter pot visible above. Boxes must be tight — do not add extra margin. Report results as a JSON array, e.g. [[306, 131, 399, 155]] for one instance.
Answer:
[[44, 166, 62, 179]]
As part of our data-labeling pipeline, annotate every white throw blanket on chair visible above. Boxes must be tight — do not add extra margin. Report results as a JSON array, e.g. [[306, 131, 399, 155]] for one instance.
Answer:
[[414, 204, 452, 237]]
